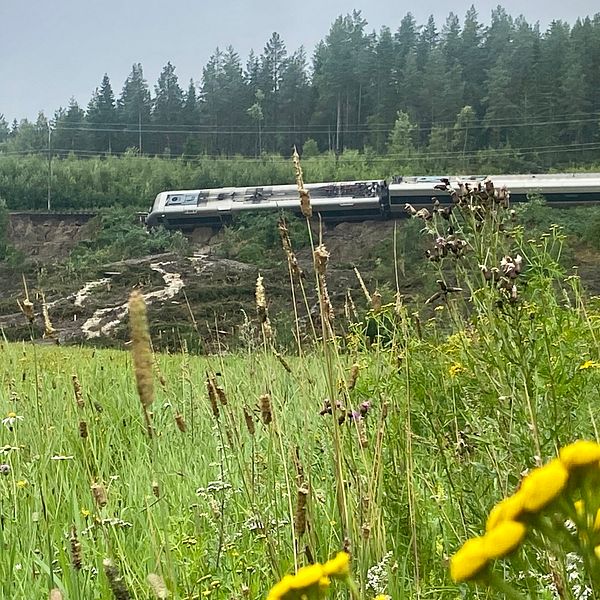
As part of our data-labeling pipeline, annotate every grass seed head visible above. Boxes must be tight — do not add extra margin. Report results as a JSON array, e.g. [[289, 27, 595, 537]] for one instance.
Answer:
[[255, 274, 267, 321], [79, 420, 88, 438], [292, 147, 312, 218], [103, 559, 131, 600], [70, 525, 82, 570], [260, 393, 272, 425], [147, 573, 169, 599], [175, 413, 187, 433], [49, 590, 63, 600], [41, 293, 56, 338], [72, 374, 84, 409], [347, 363, 360, 391], [294, 485, 309, 537], [243, 406, 256, 435], [206, 377, 220, 419], [91, 482, 108, 508], [128, 291, 155, 410], [215, 384, 228, 406]]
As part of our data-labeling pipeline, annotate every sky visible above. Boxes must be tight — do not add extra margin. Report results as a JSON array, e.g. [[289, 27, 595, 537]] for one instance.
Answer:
[[1, 0, 598, 123]]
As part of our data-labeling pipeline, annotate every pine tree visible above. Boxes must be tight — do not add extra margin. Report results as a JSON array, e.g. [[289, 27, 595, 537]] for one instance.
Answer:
[[117, 63, 152, 152], [86, 74, 118, 152], [53, 98, 86, 152], [153, 62, 185, 154]]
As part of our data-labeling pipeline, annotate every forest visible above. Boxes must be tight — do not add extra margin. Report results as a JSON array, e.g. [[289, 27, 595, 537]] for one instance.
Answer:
[[1, 7, 600, 209]]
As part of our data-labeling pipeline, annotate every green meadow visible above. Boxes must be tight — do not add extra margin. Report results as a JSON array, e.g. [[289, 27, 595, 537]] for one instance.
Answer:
[[1, 185, 600, 599]]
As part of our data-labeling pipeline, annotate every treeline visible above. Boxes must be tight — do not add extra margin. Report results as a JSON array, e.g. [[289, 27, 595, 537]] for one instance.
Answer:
[[1, 7, 600, 169]]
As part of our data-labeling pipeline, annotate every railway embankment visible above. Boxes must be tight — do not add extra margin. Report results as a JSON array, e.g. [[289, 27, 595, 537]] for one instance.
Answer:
[[1, 207, 599, 349]]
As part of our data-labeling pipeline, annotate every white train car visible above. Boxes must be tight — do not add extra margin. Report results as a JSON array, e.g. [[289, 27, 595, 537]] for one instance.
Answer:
[[146, 180, 387, 229], [388, 173, 600, 215]]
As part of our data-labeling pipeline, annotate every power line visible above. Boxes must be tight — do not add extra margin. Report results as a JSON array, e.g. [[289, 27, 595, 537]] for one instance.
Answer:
[[47, 114, 600, 136], [1, 141, 599, 163]]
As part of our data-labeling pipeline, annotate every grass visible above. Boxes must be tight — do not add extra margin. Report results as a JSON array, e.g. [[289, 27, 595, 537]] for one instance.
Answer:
[[1, 182, 600, 599]]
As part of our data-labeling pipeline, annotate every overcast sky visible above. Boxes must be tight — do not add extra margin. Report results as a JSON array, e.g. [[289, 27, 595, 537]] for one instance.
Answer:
[[1, 0, 598, 122]]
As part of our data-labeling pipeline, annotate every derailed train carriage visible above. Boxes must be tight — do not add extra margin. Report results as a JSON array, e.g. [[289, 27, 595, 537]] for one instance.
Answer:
[[145, 180, 387, 229], [145, 173, 600, 230]]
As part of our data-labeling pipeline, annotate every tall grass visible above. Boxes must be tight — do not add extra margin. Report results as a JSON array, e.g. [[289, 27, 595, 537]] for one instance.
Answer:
[[1, 176, 599, 599]]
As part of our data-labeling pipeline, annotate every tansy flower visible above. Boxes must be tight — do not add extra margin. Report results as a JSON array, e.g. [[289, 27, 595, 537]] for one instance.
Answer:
[[483, 520, 526, 559], [289, 565, 325, 591], [559, 440, 600, 470], [450, 537, 488, 582], [267, 553, 349, 600], [579, 360, 600, 370], [322, 552, 350, 577], [520, 459, 569, 512], [486, 492, 525, 531]]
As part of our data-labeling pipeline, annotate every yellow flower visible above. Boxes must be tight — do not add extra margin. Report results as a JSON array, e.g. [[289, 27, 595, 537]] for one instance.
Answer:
[[575, 501, 600, 531], [81, 508, 91, 518], [289, 564, 324, 590], [449, 363, 465, 378], [450, 537, 488, 582], [267, 575, 294, 600], [579, 360, 600, 370], [322, 552, 350, 578], [374, 596, 391, 600], [559, 440, 600, 469], [595, 545, 600, 560], [318, 576, 331, 590], [486, 493, 525, 531], [520, 459, 569, 512], [483, 520, 526, 559], [267, 553, 347, 600], [16, 480, 28, 489]]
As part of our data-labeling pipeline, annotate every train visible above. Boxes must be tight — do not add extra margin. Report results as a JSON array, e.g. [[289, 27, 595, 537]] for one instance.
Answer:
[[144, 172, 600, 229]]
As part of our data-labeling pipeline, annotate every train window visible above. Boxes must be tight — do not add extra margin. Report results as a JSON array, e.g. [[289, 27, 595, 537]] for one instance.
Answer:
[[166, 195, 183, 205]]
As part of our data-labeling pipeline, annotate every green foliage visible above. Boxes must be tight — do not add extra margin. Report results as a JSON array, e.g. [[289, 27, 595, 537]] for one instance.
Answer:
[[3, 10, 600, 166], [218, 210, 308, 265], [67, 207, 188, 273], [1, 201, 600, 598], [0, 197, 7, 260]]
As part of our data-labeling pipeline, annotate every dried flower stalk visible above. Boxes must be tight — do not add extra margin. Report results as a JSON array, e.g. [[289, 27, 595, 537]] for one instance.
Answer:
[[293, 147, 312, 218]]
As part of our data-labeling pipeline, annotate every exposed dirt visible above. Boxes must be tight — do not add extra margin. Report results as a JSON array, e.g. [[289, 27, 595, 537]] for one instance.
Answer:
[[1, 215, 599, 350], [7, 213, 98, 261]]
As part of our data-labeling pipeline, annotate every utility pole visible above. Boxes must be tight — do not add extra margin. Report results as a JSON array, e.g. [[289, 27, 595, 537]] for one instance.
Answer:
[[47, 124, 52, 211], [138, 108, 142, 153]]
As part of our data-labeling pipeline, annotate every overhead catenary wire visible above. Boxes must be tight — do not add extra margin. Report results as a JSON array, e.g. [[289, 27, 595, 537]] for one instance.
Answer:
[[1, 141, 599, 163]]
